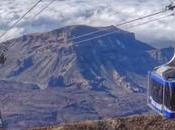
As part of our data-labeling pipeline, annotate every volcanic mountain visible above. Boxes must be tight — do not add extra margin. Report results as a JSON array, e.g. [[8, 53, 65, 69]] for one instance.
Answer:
[[1, 25, 173, 90], [0, 25, 174, 130]]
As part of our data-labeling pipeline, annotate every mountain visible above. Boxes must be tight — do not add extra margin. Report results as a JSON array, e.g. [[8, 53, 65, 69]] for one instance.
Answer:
[[1, 25, 173, 90], [0, 25, 174, 130]]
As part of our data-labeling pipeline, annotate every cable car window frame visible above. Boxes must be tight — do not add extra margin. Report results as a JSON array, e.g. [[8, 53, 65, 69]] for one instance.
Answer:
[[149, 77, 164, 105], [164, 82, 175, 111]]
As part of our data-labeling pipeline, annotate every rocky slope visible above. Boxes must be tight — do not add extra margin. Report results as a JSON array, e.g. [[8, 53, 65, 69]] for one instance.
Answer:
[[1, 25, 173, 90], [31, 115, 175, 130], [0, 25, 174, 130]]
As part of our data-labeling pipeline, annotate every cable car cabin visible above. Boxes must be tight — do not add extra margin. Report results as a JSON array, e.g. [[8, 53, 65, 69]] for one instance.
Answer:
[[148, 51, 175, 118]]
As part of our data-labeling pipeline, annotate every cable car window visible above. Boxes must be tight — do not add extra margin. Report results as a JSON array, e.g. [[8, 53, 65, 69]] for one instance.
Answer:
[[150, 79, 163, 104], [164, 85, 175, 111]]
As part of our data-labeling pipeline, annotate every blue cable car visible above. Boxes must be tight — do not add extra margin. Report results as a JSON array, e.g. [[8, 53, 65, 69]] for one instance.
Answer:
[[148, 50, 175, 118]]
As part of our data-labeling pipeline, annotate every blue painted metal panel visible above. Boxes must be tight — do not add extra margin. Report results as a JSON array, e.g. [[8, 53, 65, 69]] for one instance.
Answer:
[[150, 101, 175, 118], [150, 72, 175, 87]]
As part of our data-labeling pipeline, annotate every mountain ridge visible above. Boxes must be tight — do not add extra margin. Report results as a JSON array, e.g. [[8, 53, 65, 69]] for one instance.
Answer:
[[0, 25, 164, 90]]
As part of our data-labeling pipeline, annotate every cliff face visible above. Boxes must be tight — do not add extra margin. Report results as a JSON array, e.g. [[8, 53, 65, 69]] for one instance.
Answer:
[[0, 25, 174, 130]]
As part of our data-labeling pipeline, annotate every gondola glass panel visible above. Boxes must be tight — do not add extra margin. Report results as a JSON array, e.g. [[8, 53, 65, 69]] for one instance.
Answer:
[[148, 72, 164, 111], [164, 83, 175, 111], [150, 78, 163, 104]]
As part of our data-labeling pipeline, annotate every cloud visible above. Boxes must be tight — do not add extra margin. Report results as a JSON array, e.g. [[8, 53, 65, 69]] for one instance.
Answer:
[[0, 0, 174, 48]]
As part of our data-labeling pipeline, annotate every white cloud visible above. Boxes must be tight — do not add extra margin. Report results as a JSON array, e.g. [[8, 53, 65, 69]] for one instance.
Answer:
[[0, 0, 174, 48]]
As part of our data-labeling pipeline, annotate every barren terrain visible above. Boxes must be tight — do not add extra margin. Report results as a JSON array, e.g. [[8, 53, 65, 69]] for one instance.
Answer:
[[32, 115, 175, 130]]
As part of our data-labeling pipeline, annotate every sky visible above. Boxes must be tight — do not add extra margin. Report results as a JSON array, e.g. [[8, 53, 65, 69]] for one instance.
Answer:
[[0, 0, 175, 48]]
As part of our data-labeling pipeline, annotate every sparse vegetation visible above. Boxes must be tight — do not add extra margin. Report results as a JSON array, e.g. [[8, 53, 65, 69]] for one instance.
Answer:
[[31, 115, 175, 130]]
